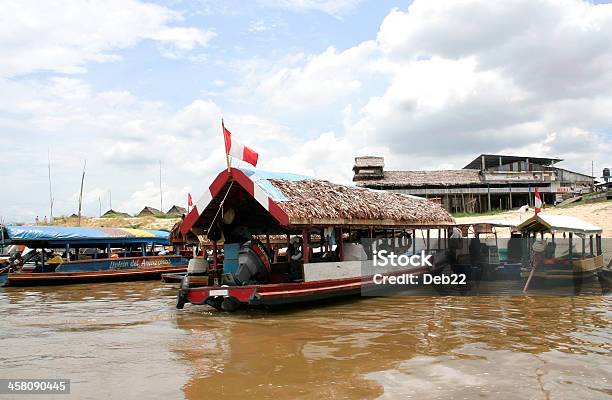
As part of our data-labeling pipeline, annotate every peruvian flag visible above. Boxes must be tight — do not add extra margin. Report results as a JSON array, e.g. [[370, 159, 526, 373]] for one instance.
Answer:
[[534, 188, 542, 215], [222, 120, 259, 167]]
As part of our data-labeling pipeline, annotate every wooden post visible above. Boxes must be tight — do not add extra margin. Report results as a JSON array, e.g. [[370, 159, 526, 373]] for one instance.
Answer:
[[582, 236, 586, 258], [338, 228, 344, 261], [569, 233, 573, 267], [302, 228, 309, 264], [596, 234, 602, 256], [487, 184, 491, 211], [412, 229, 416, 254], [426, 229, 430, 253], [266, 233, 271, 253], [212, 241, 219, 283], [589, 235, 594, 257], [509, 184, 513, 209]]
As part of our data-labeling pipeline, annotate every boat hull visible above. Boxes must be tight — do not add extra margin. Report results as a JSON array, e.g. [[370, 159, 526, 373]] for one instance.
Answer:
[[1, 256, 190, 287], [178, 265, 438, 311], [3, 266, 187, 286]]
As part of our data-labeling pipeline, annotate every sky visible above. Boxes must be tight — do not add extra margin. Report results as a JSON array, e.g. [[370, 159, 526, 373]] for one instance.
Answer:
[[1, 0, 611, 223]]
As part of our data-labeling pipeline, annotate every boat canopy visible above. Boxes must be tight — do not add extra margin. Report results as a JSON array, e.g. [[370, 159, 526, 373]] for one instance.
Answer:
[[517, 214, 603, 235], [181, 168, 455, 236], [0, 226, 170, 246]]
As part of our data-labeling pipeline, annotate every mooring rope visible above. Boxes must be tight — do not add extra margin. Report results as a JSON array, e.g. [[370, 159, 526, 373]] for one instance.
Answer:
[[206, 180, 234, 234]]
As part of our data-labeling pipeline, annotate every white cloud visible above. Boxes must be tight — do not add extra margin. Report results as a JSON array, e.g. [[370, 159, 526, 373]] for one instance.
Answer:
[[232, 41, 379, 115], [0, 0, 215, 77]]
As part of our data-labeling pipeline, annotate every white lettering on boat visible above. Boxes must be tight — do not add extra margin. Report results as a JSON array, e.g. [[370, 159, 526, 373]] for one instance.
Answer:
[[109, 258, 172, 270]]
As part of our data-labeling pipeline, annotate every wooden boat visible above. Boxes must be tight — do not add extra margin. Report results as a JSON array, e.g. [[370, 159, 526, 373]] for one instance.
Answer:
[[516, 214, 605, 289], [0, 226, 189, 286], [175, 168, 455, 311]]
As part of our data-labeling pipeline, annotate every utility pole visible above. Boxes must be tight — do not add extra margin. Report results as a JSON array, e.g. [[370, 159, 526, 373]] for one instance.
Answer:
[[47, 148, 54, 222], [78, 160, 87, 226], [159, 160, 163, 212]]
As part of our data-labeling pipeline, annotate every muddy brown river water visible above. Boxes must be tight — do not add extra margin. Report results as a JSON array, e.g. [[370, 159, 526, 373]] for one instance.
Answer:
[[0, 282, 610, 399]]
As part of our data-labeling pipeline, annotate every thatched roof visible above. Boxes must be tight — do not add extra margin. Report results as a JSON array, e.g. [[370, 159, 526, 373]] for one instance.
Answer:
[[137, 206, 163, 217], [353, 156, 384, 168], [166, 205, 187, 215], [181, 168, 455, 236], [356, 169, 482, 188], [269, 178, 454, 225], [102, 209, 131, 218]]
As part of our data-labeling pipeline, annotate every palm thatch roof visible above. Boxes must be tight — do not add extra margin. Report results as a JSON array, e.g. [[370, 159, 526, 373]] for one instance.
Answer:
[[137, 206, 163, 217], [181, 168, 455, 236], [269, 178, 454, 226], [353, 156, 384, 168], [356, 169, 482, 188], [166, 205, 187, 216], [101, 209, 131, 218]]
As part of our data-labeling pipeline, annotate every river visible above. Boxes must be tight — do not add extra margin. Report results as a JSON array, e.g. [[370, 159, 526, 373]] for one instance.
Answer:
[[0, 282, 610, 399]]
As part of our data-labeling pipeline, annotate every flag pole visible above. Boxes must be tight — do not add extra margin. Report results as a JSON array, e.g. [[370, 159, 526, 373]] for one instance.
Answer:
[[222, 118, 231, 172]]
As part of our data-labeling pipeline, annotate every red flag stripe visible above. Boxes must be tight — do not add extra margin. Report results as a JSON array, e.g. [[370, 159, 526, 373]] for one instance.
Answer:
[[222, 121, 259, 167]]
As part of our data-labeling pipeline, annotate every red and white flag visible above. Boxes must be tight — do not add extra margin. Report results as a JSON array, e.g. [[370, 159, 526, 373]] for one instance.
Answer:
[[222, 120, 258, 167], [534, 187, 542, 215]]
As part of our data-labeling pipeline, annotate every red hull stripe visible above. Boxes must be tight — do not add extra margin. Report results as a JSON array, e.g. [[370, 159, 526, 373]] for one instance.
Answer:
[[180, 168, 290, 235]]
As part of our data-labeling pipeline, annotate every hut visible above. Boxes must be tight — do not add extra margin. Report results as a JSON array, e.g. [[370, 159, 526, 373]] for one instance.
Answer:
[[101, 209, 131, 218], [166, 205, 187, 216], [137, 206, 164, 217]]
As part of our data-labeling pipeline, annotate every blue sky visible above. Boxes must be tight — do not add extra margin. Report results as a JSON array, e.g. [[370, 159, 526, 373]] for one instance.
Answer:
[[1, 0, 611, 222]]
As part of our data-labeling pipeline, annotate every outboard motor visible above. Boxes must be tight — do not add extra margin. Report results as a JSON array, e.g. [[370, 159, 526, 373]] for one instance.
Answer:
[[224, 240, 271, 285]]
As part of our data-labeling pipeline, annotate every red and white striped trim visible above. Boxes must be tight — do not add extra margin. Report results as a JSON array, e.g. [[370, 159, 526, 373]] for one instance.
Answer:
[[180, 169, 289, 235]]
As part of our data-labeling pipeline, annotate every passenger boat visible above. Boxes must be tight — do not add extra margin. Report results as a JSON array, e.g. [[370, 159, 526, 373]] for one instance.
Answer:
[[516, 214, 606, 289], [175, 168, 455, 311], [0, 226, 189, 286]]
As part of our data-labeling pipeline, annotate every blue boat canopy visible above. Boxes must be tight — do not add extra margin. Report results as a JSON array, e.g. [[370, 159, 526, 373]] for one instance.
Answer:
[[0, 226, 170, 246]]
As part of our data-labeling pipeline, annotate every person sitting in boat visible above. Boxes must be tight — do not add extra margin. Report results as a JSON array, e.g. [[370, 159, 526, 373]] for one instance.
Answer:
[[47, 252, 63, 264], [288, 236, 303, 280]]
